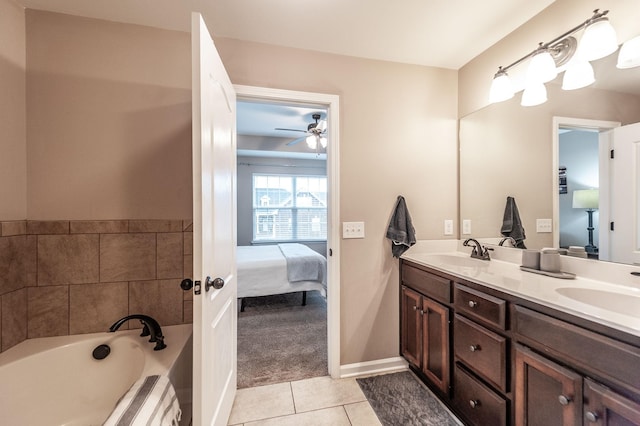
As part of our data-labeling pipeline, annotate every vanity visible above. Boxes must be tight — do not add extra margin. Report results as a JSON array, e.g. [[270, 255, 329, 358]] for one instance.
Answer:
[[399, 242, 640, 426]]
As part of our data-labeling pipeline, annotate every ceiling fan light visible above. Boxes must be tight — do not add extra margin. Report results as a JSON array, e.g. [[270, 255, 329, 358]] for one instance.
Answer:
[[526, 49, 558, 84], [489, 69, 514, 104], [617, 35, 640, 69], [521, 81, 547, 107], [320, 137, 327, 148], [577, 17, 618, 61], [306, 135, 317, 149], [562, 59, 595, 90]]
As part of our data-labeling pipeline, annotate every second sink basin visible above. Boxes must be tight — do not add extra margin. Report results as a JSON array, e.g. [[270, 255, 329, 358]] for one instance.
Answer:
[[555, 287, 640, 318]]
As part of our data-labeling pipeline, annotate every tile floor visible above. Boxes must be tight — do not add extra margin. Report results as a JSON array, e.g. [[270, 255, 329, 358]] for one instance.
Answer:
[[228, 376, 382, 425]]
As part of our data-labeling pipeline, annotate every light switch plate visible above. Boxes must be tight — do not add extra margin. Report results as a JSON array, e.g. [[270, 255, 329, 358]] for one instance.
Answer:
[[444, 219, 454, 235], [536, 218, 553, 233], [462, 219, 472, 235], [343, 221, 365, 239]]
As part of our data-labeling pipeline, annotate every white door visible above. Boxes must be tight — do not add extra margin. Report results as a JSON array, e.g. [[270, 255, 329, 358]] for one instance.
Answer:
[[192, 13, 237, 426], [606, 122, 640, 264]]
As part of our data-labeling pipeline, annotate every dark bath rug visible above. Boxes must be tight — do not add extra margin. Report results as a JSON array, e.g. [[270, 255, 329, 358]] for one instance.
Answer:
[[357, 371, 462, 426]]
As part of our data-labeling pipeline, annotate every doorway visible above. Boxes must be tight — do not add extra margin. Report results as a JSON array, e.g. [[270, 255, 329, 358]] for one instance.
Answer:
[[552, 116, 620, 257], [234, 85, 341, 384]]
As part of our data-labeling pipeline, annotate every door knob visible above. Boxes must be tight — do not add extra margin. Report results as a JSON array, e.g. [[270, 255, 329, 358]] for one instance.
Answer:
[[205, 276, 225, 291], [180, 278, 193, 291]]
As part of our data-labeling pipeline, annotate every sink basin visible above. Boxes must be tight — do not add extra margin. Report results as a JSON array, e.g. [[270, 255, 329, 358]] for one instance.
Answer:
[[421, 254, 489, 268], [555, 287, 640, 318]]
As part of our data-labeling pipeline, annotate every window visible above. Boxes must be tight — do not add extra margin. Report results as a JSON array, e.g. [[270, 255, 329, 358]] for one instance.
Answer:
[[253, 174, 327, 242]]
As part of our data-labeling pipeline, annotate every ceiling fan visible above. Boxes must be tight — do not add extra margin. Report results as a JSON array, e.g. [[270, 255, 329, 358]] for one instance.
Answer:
[[275, 113, 328, 148]]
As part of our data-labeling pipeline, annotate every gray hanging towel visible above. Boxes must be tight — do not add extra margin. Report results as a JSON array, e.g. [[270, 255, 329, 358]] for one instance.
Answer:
[[386, 195, 416, 258], [501, 196, 527, 249]]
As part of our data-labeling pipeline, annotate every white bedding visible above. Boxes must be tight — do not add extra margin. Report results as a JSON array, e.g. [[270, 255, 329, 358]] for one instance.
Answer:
[[236, 244, 327, 299]]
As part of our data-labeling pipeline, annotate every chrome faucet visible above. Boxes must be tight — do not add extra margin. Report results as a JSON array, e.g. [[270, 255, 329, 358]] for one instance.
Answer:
[[498, 236, 517, 247], [109, 314, 166, 350], [463, 238, 491, 260]]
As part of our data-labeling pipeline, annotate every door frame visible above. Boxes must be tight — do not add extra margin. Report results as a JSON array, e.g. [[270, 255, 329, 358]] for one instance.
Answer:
[[234, 84, 341, 378], [552, 116, 620, 250]]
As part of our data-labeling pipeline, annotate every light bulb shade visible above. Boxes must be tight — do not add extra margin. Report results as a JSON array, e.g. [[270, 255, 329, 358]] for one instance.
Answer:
[[562, 59, 595, 90], [526, 49, 558, 84], [319, 137, 327, 148], [572, 189, 599, 209], [489, 71, 514, 103], [577, 17, 618, 61], [617, 35, 640, 69], [521, 81, 547, 107], [306, 135, 317, 149]]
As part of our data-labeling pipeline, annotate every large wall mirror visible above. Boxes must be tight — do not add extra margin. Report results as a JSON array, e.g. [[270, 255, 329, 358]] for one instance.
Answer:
[[459, 51, 640, 265]]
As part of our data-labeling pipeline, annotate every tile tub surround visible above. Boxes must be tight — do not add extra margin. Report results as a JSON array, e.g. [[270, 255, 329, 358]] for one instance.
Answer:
[[0, 219, 193, 353]]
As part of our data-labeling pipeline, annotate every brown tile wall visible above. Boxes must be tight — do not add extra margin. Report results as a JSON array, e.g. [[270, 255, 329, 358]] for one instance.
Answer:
[[0, 219, 193, 353]]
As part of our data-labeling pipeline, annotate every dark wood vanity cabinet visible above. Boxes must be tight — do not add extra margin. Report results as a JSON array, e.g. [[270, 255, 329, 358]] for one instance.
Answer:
[[399, 259, 640, 426]]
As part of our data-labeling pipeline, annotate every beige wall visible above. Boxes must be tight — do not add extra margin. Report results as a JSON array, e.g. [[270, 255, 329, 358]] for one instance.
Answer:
[[0, 0, 27, 220], [26, 11, 192, 220], [459, 0, 640, 118], [216, 38, 459, 364]]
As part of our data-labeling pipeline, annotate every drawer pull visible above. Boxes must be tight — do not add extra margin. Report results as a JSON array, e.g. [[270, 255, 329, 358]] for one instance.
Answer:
[[558, 395, 571, 405], [412, 305, 419, 311], [469, 344, 481, 352], [468, 300, 478, 308], [585, 412, 598, 422], [469, 399, 481, 409]]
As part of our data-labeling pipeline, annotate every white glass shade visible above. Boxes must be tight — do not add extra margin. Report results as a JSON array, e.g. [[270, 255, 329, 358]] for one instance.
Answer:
[[577, 17, 618, 61], [521, 81, 547, 107], [562, 59, 595, 90], [306, 135, 317, 149], [572, 189, 599, 209], [489, 71, 514, 104], [319, 137, 327, 148], [526, 49, 558, 84], [617, 35, 640, 69]]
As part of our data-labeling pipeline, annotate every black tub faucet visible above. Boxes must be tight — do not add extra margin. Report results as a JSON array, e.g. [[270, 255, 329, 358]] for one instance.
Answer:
[[109, 314, 166, 350]]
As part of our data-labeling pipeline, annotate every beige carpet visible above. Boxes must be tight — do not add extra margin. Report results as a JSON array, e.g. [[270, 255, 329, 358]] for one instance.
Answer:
[[237, 291, 328, 389]]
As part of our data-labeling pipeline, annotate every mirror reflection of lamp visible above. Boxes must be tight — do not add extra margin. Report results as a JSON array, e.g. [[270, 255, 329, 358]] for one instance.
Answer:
[[572, 188, 599, 253]]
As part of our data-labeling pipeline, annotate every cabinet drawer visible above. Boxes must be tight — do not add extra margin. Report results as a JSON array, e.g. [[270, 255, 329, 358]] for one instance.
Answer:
[[402, 263, 451, 304], [455, 284, 506, 330], [454, 314, 507, 391], [454, 363, 508, 426], [514, 305, 640, 395]]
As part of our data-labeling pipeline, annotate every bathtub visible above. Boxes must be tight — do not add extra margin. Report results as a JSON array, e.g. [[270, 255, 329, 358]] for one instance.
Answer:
[[0, 323, 193, 426]]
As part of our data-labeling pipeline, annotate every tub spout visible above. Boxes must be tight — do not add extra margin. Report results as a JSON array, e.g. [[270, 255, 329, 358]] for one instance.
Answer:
[[109, 314, 166, 351]]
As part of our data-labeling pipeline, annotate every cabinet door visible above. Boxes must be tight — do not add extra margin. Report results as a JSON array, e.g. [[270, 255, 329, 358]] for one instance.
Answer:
[[422, 296, 450, 395], [401, 286, 422, 367], [584, 378, 640, 426], [515, 345, 582, 426]]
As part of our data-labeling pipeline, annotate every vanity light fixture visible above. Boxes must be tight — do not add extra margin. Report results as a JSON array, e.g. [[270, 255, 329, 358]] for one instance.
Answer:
[[489, 9, 618, 106]]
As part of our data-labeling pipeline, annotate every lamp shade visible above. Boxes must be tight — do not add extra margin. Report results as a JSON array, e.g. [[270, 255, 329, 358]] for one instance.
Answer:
[[617, 35, 640, 69], [572, 189, 599, 209], [577, 17, 618, 61], [562, 59, 595, 90], [489, 69, 514, 103], [521, 81, 547, 107], [526, 49, 558, 84], [306, 135, 317, 149]]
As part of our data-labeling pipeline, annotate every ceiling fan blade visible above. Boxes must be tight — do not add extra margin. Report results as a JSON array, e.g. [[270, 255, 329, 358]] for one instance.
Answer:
[[286, 136, 307, 146], [317, 120, 327, 131], [275, 128, 307, 133]]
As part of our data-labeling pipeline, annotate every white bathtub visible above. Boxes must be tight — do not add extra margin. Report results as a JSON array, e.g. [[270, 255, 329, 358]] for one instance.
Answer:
[[0, 324, 193, 426]]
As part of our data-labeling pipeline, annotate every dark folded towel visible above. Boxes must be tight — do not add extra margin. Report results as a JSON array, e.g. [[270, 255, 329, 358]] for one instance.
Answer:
[[386, 196, 416, 258], [501, 196, 527, 249]]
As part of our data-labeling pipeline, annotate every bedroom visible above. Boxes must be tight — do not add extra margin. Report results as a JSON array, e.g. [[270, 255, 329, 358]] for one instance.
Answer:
[[235, 100, 331, 388]]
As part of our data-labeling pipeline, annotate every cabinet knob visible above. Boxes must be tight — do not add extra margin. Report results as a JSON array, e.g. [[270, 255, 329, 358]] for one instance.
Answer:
[[413, 305, 419, 311], [558, 395, 571, 406], [469, 345, 481, 352], [468, 300, 478, 308], [585, 412, 598, 422], [469, 399, 481, 409]]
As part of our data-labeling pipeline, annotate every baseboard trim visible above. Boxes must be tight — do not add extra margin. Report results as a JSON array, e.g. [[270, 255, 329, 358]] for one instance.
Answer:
[[339, 356, 409, 378]]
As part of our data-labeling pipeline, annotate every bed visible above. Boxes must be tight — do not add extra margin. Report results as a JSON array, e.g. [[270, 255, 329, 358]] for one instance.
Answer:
[[236, 243, 327, 311]]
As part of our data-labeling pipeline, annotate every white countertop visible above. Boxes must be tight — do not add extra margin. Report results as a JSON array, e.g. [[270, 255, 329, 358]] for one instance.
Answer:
[[401, 240, 640, 339]]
